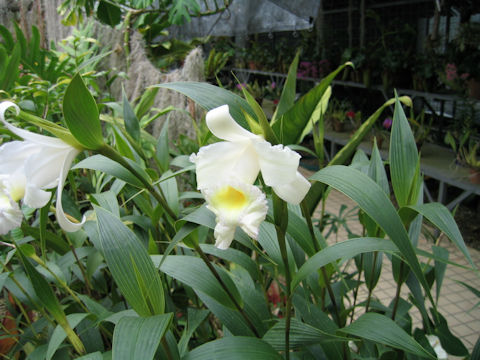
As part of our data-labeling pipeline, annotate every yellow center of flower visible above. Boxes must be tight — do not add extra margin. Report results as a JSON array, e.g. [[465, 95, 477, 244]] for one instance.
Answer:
[[212, 186, 248, 210]]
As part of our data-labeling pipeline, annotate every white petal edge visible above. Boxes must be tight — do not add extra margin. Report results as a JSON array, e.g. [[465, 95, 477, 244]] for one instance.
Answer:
[[0, 193, 23, 235], [272, 171, 311, 205], [255, 141, 300, 186], [204, 180, 268, 249], [213, 222, 236, 250], [206, 105, 259, 142], [0, 101, 67, 148], [192, 141, 259, 189], [55, 148, 85, 232]]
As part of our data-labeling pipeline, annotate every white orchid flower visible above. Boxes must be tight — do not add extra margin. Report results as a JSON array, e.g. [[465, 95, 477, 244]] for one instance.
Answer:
[[190, 105, 310, 205], [203, 180, 268, 249], [0, 101, 84, 232], [426, 335, 448, 359], [0, 180, 23, 235]]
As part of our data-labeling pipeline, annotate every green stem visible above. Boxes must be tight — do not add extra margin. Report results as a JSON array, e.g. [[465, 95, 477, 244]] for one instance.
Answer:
[[391, 261, 404, 321], [301, 200, 342, 326], [273, 195, 292, 359], [349, 254, 364, 324], [193, 243, 260, 338], [99, 145, 177, 220], [364, 251, 379, 313]]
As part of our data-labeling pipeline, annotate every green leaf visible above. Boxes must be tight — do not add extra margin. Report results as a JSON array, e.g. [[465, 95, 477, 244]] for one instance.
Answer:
[[135, 87, 159, 120], [310, 166, 434, 304], [368, 140, 389, 195], [298, 85, 332, 144], [47, 313, 88, 360], [154, 82, 255, 129], [97, 0, 122, 26], [432, 245, 448, 304], [339, 313, 435, 358], [272, 62, 352, 145], [400, 203, 476, 270], [76, 352, 103, 360], [389, 96, 418, 207], [184, 337, 282, 360], [95, 206, 165, 316], [16, 109, 83, 149], [159, 255, 242, 310], [63, 73, 104, 150], [122, 89, 140, 141], [263, 318, 346, 351], [16, 245, 85, 354], [305, 96, 408, 215], [112, 314, 173, 360], [196, 291, 255, 336], [0, 25, 14, 51], [272, 51, 300, 123], [0, 42, 20, 91], [293, 237, 397, 289], [200, 244, 260, 281], [178, 308, 210, 356], [156, 118, 170, 172], [73, 154, 143, 188], [240, 86, 278, 144]]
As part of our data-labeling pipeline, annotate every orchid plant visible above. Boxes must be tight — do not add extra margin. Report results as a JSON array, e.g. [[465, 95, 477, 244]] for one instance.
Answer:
[[0, 52, 478, 360]]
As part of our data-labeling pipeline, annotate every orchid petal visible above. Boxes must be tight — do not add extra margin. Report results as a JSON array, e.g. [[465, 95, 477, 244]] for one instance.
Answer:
[[213, 222, 236, 250], [0, 141, 37, 175], [24, 145, 72, 189], [255, 141, 300, 186], [55, 148, 84, 232], [206, 105, 259, 142], [24, 184, 52, 209], [0, 192, 22, 235], [0, 102, 67, 148], [204, 181, 268, 249], [272, 171, 311, 205], [191, 141, 259, 189]]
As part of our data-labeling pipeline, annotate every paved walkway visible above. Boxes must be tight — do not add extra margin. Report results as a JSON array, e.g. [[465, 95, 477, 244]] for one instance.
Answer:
[[321, 189, 480, 355]]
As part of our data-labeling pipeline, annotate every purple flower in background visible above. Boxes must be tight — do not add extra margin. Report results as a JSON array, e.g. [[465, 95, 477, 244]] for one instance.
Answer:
[[382, 117, 393, 130], [271, 82, 276, 89], [236, 83, 247, 90]]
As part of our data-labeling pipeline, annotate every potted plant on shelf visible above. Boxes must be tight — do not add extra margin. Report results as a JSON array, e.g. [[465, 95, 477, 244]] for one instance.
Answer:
[[326, 98, 355, 132], [444, 22, 480, 98], [408, 109, 432, 152], [460, 141, 480, 184]]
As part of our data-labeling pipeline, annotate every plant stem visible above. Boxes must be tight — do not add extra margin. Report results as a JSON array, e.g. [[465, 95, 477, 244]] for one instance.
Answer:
[[391, 261, 404, 320], [349, 254, 364, 324], [99, 145, 177, 220], [301, 200, 342, 326], [274, 195, 292, 359], [193, 243, 260, 338], [276, 224, 292, 359], [364, 251, 379, 313]]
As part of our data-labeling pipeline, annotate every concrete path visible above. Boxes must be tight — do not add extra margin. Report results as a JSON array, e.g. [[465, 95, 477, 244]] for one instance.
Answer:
[[321, 189, 480, 355]]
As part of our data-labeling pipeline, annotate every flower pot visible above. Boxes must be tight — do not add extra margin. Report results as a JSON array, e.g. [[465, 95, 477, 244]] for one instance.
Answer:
[[333, 119, 345, 132], [468, 169, 480, 184], [467, 78, 480, 100]]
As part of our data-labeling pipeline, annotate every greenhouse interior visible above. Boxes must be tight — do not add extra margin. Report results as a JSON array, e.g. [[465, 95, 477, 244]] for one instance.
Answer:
[[0, 0, 479, 359]]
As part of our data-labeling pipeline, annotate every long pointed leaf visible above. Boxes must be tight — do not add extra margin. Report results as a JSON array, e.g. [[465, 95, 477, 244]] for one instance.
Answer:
[[310, 166, 434, 304], [95, 206, 165, 316], [390, 96, 418, 206], [154, 82, 254, 129], [339, 313, 435, 358], [112, 314, 173, 360], [271, 51, 300, 123], [184, 337, 282, 360], [400, 203, 476, 269], [272, 62, 352, 145], [293, 237, 397, 289]]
